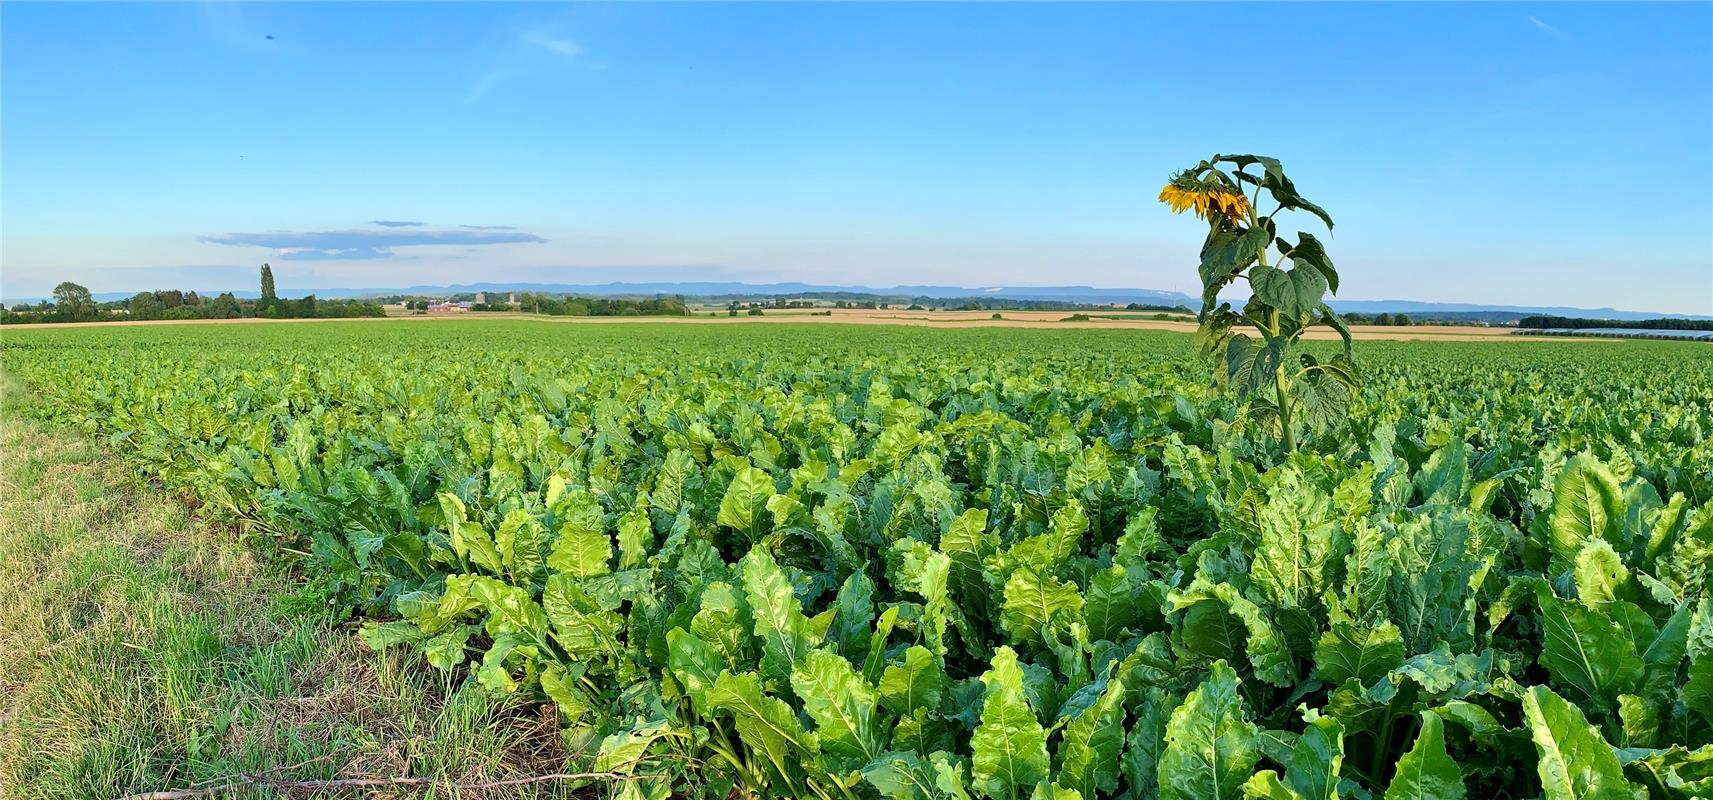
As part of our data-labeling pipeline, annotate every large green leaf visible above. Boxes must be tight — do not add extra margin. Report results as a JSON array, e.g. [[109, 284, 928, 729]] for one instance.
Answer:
[[791, 648, 886, 771], [467, 574, 548, 641], [971, 647, 1051, 800], [1248, 263, 1328, 324], [1413, 439, 1469, 507], [830, 570, 878, 663], [1548, 454, 1627, 582], [542, 574, 622, 655], [666, 628, 722, 714], [592, 718, 676, 775], [1248, 464, 1340, 615], [1085, 565, 1141, 643], [1292, 354, 1358, 432], [1240, 713, 1343, 800], [615, 506, 652, 570], [1383, 712, 1465, 800], [1121, 689, 1176, 800], [1000, 568, 1084, 648], [1315, 618, 1405, 686], [1284, 712, 1343, 800], [1198, 224, 1268, 308], [1277, 232, 1339, 294], [719, 465, 777, 539], [1684, 599, 1713, 723], [1168, 580, 1295, 687], [493, 507, 546, 577], [1158, 661, 1258, 800], [707, 670, 821, 786], [1056, 676, 1126, 798], [1342, 518, 1393, 621], [1522, 685, 1646, 800], [1535, 581, 1644, 715], [1387, 509, 1486, 654], [691, 581, 755, 671], [1223, 334, 1284, 401], [741, 547, 815, 688], [862, 751, 946, 800], [879, 645, 948, 717], [441, 492, 503, 573]]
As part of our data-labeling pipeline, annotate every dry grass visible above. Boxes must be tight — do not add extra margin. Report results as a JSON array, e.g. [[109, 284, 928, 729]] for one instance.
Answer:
[[0, 380, 589, 799]]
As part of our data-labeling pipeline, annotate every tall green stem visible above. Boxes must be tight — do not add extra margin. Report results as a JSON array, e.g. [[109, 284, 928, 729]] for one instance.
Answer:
[[1249, 198, 1297, 454], [1274, 359, 1297, 453]]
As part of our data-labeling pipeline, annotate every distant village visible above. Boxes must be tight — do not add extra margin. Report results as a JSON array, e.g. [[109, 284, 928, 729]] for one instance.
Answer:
[[413, 291, 517, 313]]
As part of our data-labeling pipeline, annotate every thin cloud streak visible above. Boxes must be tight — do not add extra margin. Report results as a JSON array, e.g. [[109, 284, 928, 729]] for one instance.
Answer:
[[526, 32, 581, 60], [200, 225, 546, 261], [462, 22, 585, 104], [1528, 15, 1570, 41]]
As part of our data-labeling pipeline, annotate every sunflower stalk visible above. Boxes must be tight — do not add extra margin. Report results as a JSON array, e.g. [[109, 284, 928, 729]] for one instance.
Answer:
[[1160, 153, 1358, 453]]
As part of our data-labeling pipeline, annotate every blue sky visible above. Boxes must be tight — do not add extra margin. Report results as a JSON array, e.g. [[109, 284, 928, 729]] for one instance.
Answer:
[[3, 2, 1710, 313]]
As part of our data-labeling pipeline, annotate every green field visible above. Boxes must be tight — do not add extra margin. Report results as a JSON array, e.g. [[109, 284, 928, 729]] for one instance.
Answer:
[[3, 319, 1712, 799]]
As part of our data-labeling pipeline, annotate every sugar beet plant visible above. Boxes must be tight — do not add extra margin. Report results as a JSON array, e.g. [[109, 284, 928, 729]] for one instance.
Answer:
[[6, 323, 1713, 800], [1161, 154, 1357, 453]]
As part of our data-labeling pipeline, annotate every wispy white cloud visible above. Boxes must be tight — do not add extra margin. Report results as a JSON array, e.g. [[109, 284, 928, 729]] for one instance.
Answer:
[[1527, 15, 1570, 41], [462, 24, 586, 104], [526, 32, 582, 61], [200, 224, 545, 261]]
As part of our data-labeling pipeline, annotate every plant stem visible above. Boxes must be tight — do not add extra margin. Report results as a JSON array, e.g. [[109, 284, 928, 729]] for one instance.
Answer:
[[1248, 180, 1297, 453]]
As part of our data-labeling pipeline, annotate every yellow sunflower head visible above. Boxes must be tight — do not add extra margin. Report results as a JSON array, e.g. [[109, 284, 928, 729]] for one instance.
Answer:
[[1159, 173, 1250, 222]]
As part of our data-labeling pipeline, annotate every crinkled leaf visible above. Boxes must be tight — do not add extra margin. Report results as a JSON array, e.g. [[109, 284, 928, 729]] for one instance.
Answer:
[[971, 647, 1051, 800], [1522, 685, 1646, 800], [1056, 676, 1126, 798], [792, 648, 885, 770], [880, 645, 948, 718], [1158, 660, 1258, 800]]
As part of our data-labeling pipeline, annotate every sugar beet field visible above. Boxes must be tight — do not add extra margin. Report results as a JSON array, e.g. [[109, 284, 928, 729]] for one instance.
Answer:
[[3, 319, 1713, 799]]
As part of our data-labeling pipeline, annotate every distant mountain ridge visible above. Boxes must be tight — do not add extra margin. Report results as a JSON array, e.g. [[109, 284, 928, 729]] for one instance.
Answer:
[[46, 281, 1711, 321]]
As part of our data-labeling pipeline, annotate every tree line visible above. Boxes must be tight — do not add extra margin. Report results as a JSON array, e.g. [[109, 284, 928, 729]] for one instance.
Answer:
[[1, 265, 385, 324], [1517, 314, 1713, 332], [1340, 312, 1416, 325], [468, 292, 689, 316]]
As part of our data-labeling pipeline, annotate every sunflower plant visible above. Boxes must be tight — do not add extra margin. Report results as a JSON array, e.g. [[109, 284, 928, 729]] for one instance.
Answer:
[[1161, 154, 1358, 453]]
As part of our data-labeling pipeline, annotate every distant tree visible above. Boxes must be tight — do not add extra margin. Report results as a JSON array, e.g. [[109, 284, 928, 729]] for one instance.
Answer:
[[185, 290, 202, 305], [157, 289, 185, 308], [53, 281, 95, 320], [1393, 313, 1412, 326], [1374, 312, 1394, 326], [210, 292, 240, 318], [129, 291, 162, 319], [260, 263, 277, 302], [747, 307, 764, 316]]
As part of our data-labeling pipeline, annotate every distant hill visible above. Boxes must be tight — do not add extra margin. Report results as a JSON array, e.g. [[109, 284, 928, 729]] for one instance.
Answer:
[[43, 281, 1709, 321], [1320, 299, 1711, 322]]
